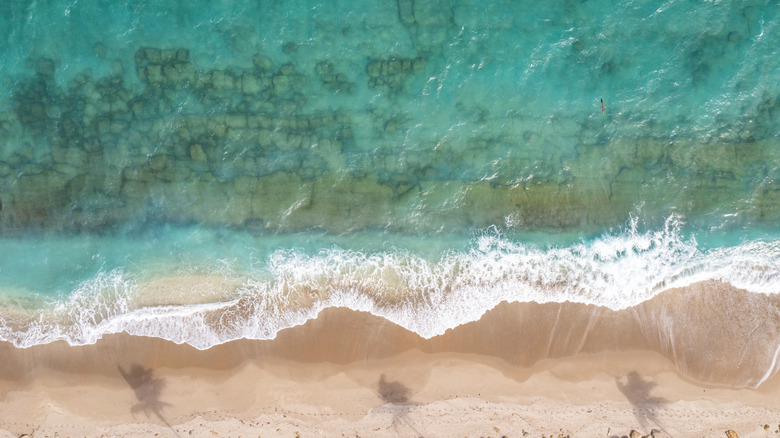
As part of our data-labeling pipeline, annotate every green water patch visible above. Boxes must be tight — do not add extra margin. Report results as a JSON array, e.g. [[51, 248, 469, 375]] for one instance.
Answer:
[[0, 3, 778, 236], [0, 45, 777, 235], [0, 131, 777, 237]]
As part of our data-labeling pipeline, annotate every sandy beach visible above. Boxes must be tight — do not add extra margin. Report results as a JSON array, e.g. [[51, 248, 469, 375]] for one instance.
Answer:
[[2, 1, 779, 436], [2, 286, 780, 438]]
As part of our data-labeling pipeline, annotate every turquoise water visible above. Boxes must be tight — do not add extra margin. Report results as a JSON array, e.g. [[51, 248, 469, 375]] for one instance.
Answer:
[[0, 0, 779, 366]]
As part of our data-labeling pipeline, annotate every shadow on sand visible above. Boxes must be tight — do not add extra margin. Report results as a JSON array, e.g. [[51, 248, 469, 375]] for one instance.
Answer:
[[377, 374, 425, 437], [615, 371, 670, 436], [378, 373, 411, 404], [118, 364, 178, 436]]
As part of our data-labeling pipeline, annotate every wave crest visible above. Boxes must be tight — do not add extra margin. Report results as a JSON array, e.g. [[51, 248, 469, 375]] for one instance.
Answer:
[[1, 218, 779, 349]]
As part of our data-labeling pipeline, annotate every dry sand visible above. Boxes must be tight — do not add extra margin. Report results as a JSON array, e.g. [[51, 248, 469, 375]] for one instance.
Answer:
[[1, 299, 779, 437]]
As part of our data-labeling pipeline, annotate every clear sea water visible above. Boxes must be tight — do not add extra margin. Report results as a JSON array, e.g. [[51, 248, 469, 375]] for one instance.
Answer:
[[0, 0, 779, 382]]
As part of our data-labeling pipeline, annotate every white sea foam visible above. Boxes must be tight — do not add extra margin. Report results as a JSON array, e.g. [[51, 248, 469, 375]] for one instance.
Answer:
[[1, 217, 779, 349]]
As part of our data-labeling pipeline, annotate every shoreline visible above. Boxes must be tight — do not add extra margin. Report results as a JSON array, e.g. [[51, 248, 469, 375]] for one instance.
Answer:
[[3, 280, 779, 386], [2, 294, 780, 437]]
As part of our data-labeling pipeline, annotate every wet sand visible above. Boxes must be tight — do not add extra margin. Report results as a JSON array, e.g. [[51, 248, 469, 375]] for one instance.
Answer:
[[1, 283, 779, 437]]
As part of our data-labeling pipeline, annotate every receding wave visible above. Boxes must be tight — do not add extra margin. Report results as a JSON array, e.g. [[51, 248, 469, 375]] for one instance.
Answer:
[[1, 217, 778, 354]]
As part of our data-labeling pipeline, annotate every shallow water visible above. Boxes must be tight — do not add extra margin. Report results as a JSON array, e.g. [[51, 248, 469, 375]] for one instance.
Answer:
[[0, 0, 779, 386]]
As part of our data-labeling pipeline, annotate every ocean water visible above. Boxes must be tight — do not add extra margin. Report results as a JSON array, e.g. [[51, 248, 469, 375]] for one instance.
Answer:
[[1, 0, 779, 385]]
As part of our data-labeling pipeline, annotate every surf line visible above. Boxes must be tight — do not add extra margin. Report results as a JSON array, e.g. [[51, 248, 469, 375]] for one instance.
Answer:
[[601, 98, 605, 115]]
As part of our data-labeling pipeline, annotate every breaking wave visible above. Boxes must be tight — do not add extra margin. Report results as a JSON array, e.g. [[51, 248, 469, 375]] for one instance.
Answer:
[[1, 216, 778, 351]]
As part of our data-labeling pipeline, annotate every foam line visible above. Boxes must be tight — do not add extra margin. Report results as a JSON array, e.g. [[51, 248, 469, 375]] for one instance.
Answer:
[[756, 342, 780, 388], [0, 218, 779, 349]]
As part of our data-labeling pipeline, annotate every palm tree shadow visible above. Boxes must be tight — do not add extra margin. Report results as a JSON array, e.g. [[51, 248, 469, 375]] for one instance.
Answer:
[[615, 371, 669, 435], [118, 364, 178, 435], [377, 374, 425, 437], [378, 373, 410, 404]]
